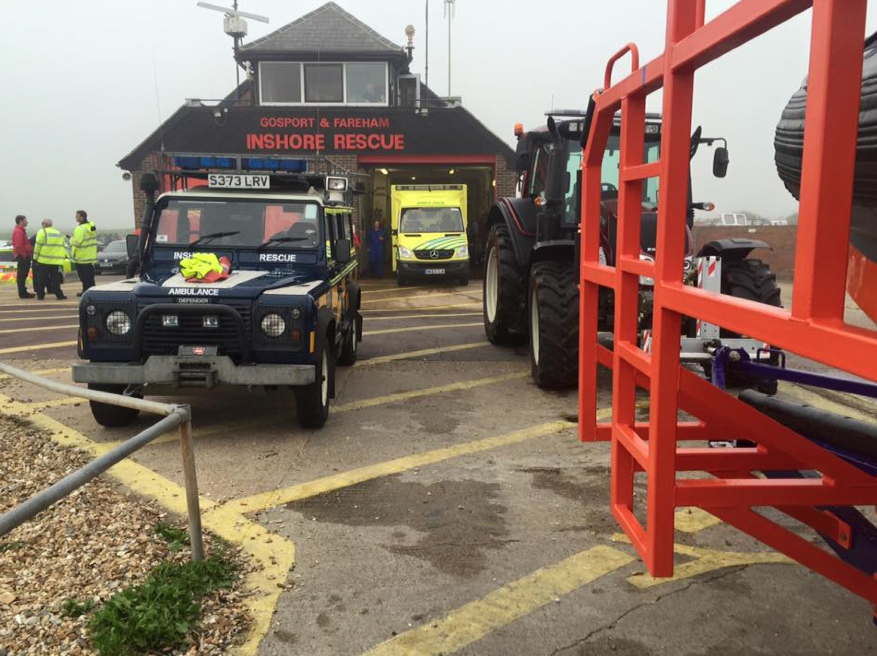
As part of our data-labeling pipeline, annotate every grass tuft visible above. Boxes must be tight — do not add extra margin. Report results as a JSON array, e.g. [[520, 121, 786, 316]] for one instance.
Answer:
[[153, 522, 190, 552], [61, 597, 96, 618]]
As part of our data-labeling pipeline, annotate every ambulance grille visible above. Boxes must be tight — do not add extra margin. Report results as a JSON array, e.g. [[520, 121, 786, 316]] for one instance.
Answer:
[[414, 249, 454, 260], [138, 304, 252, 362]]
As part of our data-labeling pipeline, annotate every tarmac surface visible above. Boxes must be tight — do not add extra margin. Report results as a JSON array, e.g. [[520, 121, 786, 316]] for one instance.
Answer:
[[1, 274, 876, 656]]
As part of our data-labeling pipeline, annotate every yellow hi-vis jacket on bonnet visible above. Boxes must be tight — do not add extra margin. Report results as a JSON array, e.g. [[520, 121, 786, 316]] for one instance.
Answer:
[[34, 227, 67, 266], [71, 221, 98, 264], [180, 253, 231, 283]]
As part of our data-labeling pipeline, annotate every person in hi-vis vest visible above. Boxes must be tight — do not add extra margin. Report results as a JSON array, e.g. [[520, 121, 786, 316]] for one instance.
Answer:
[[71, 209, 97, 296], [33, 218, 67, 300]]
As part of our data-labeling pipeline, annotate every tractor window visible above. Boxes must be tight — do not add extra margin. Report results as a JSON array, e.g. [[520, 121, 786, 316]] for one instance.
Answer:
[[563, 144, 583, 224], [528, 144, 552, 199], [601, 134, 661, 205]]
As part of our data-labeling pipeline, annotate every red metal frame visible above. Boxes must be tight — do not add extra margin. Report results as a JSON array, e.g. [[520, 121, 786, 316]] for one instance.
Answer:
[[579, 0, 877, 608]]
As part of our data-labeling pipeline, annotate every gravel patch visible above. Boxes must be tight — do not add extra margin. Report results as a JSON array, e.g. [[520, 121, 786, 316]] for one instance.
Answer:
[[0, 415, 252, 654]]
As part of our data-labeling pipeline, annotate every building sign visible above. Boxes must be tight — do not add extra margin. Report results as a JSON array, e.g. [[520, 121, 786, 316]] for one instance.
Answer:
[[247, 115, 405, 152]]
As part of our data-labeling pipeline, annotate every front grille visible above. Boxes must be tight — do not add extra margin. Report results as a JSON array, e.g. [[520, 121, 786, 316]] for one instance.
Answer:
[[138, 304, 251, 362], [414, 249, 454, 260]]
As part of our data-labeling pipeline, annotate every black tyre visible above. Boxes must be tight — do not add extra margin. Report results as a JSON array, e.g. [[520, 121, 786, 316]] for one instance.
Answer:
[[528, 261, 579, 388], [337, 314, 359, 366], [702, 258, 782, 392], [295, 343, 334, 429], [87, 383, 140, 428], [483, 224, 526, 345]]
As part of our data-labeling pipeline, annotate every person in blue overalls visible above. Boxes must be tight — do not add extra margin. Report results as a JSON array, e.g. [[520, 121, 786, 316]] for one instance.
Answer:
[[366, 219, 386, 279]]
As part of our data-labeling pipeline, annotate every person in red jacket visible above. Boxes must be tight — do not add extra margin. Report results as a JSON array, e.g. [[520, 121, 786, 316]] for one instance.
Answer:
[[12, 215, 34, 299]]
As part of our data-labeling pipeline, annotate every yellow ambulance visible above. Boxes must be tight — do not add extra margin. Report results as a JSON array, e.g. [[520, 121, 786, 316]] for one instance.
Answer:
[[390, 184, 469, 285]]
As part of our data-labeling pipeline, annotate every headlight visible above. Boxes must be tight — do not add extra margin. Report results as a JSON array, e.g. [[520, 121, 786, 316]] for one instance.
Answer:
[[399, 246, 413, 259], [261, 313, 286, 337], [455, 245, 469, 258], [106, 311, 132, 335], [639, 253, 655, 287]]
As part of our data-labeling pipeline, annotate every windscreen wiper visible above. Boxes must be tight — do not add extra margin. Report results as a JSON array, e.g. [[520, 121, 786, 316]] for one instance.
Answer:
[[188, 231, 240, 247], [257, 236, 308, 249]]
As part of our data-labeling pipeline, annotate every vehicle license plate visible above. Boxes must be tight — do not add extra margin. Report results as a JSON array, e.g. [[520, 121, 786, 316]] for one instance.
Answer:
[[424, 269, 445, 275], [207, 174, 270, 189]]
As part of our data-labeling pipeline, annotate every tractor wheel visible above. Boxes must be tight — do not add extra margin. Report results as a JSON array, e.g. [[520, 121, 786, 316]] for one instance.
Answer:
[[483, 224, 526, 345], [528, 261, 579, 389], [88, 383, 140, 428], [703, 258, 782, 393]]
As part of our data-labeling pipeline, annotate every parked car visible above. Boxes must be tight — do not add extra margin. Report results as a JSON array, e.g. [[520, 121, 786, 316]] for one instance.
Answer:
[[95, 240, 130, 275]]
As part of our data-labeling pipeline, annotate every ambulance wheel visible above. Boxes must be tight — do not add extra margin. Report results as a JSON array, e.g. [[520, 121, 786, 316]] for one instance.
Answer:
[[296, 345, 333, 429], [338, 316, 359, 366], [87, 383, 140, 428], [483, 224, 526, 345]]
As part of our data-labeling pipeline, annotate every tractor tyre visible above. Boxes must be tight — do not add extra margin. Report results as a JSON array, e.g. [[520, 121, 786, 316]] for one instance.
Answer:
[[528, 261, 579, 389], [703, 258, 782, 393], [87, 383, 140, 428], [483, 224, 526, 345]]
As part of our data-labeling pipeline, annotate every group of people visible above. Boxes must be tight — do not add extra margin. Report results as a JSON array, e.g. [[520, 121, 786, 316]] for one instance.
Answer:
[[12, 211, 98, 300]]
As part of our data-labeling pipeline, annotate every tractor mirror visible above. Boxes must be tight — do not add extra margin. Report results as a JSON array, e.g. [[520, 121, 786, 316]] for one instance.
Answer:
[[126, 234, 138, 259], [336, 238, 352, 264], [515, 138, 532, 172], [713, 147, 729, 178]]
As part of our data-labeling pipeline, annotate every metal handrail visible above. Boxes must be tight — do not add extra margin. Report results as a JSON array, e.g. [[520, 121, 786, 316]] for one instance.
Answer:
[[0, 361, 204, 561]]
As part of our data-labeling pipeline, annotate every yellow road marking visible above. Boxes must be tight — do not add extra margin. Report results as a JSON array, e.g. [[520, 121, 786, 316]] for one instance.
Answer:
[[674, 507, 722, 533], [0, 314, 77, 323], [612, 533, 792, 588], [0, 340, 77, 355], [219, 418, 573, 515], [0, 323, 77, 335], [360, 546, 634, 656], [363, 285, 429, 294], [0, 366, 68, 380], [362, 291, 480, 306], [780, 382, 876, 423], [364, 322, 482, 337], [0, 392, 295, 656], [334, 370, 528, 413], [355, 342, 490, 367], [365, 312, 482, 321], [0, 307, 81, 314], [361, 303, 481, 313]]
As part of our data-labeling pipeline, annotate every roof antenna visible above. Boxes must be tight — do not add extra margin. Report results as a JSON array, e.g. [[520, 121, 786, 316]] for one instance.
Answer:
[[443, 0, 456, 97], [196, 2, 270, 101], [152, 52, 165, 154]]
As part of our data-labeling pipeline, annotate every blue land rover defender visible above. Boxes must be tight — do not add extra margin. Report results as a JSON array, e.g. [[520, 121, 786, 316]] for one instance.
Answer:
[[72, 155, 362, 429]]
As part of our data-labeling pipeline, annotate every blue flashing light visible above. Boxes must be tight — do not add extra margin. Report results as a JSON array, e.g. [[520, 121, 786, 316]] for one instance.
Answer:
[[174, 156, 201, 170], [174, 155, 236, 170], [244, 157, 307, 173]]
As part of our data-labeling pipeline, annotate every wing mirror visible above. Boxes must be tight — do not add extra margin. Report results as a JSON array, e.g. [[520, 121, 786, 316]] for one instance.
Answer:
[[713, 147, 729, 178], [126, 234, 139, 259], [335, 238, 352, 264]]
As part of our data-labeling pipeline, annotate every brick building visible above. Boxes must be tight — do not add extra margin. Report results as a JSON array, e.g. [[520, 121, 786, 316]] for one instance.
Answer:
[[118, 2, 516, 261]]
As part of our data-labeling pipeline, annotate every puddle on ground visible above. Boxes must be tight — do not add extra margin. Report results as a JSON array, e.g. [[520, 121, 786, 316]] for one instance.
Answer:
[[286, 476, 509, 577]]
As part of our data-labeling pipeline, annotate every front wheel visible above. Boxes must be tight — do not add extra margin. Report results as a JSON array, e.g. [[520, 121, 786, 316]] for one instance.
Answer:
[[88, 383, 140, 428], [483, 224, 526, 345], [528, 261, 579, 389], [295, 345, 334, 429]]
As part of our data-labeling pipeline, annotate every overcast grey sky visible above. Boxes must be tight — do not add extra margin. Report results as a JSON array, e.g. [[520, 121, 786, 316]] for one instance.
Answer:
[[2, 0, 876, 234]]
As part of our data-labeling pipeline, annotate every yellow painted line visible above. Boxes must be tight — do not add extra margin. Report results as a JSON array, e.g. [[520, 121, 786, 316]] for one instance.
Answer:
[[0, 323, 77, 335], [612, 534, 792, 589], [360, 545, 634, 656], [0, 314, 77, 323], [675, 507, 722, 533], [365, 312, 482, 321], [364, 322, 482, 337], [363, 285, 429, 294], [0, 392, 295, 656], [355, 342, 490, 367], [0, 307, 81, 314], [0, 340, 77, 355], [334, 370, 529, 413], [219, 417, 573, 515], [361, 291, 480, 306], [361, 303, 481, 313], [780, 382, 877, 424], [0, 366, 68, 381]]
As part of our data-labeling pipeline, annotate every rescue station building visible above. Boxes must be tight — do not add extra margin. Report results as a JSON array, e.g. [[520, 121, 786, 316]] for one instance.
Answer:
[[119, 1, 516, 263]]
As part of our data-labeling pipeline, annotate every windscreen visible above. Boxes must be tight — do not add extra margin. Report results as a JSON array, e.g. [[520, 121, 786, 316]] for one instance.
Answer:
[[601, 133, 661, 205], [399, 207, 464, 233], [154, 198, 322, 249]]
